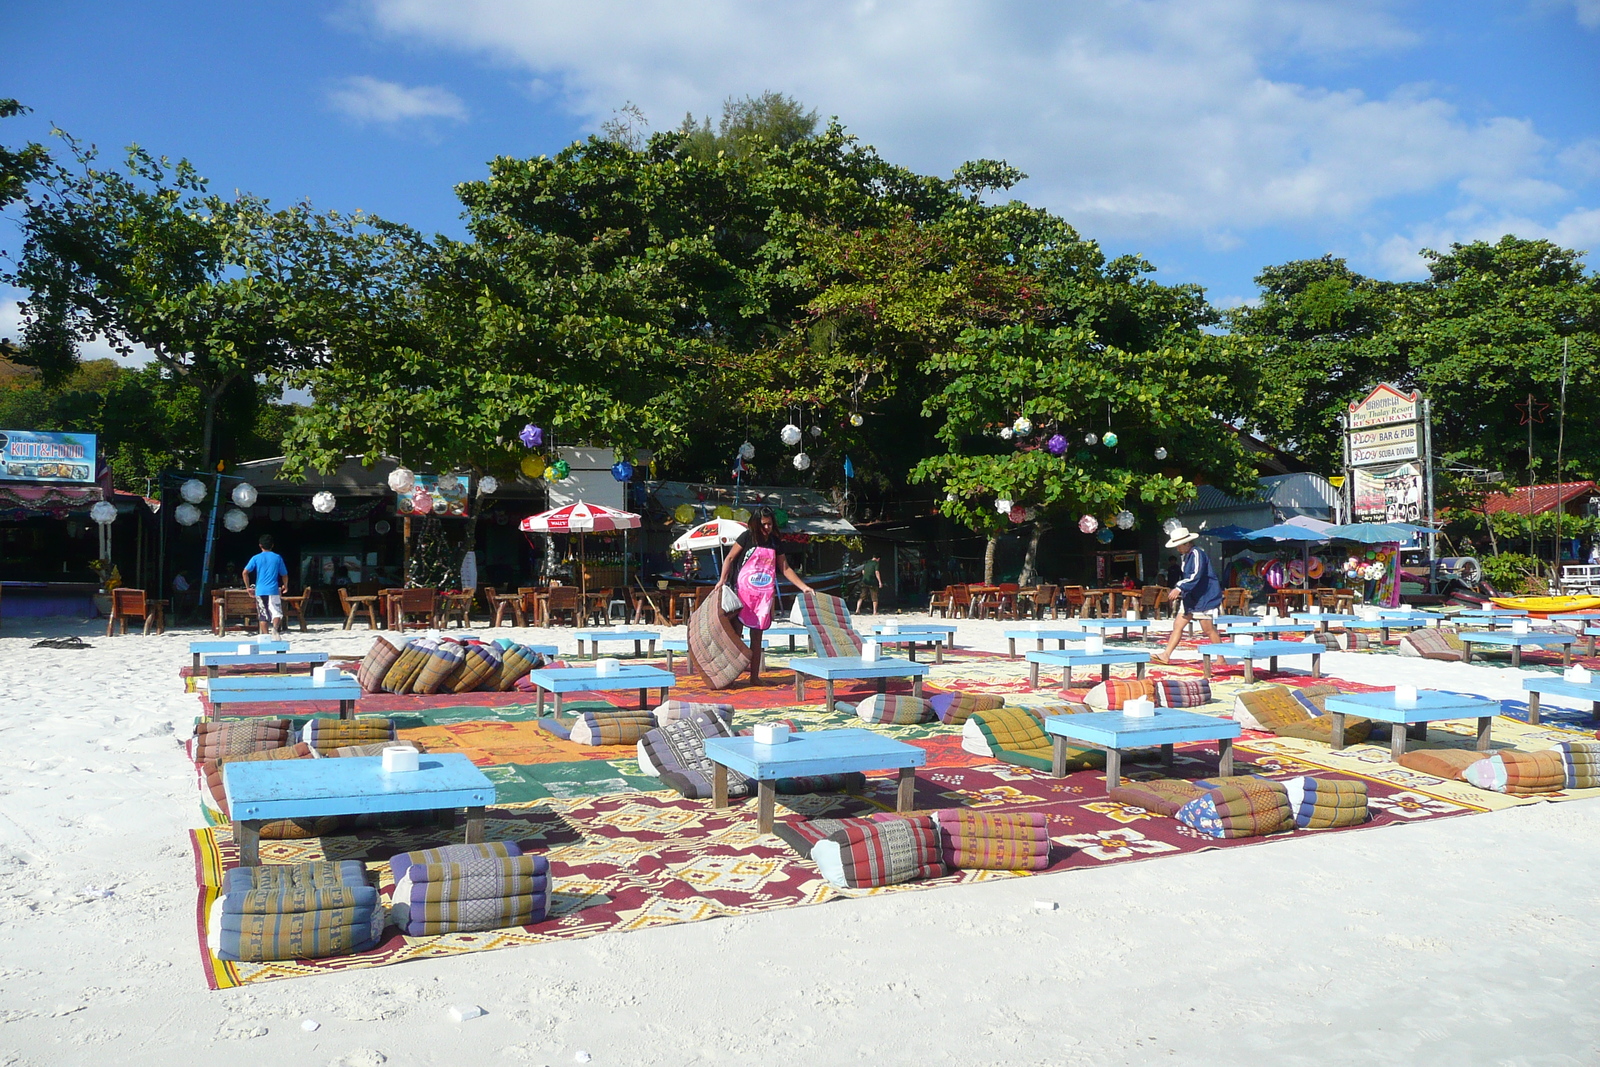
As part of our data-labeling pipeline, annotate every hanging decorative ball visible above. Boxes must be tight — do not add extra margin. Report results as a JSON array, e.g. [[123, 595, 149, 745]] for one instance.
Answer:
[[732, 507, 750, 522], [410, 491, 433, 514], [738, 441, 756, 462], [780, 423, 803, 447], [999, 427, 1015, 441], [1024, 507, 1038, 521], [1102, 431, 1119, 448], [231, 482, 257, 508], [1116, 510, 1135, 530], [90, 500, 118, 525], [542, 466, 557, 482], [945, 492, 957, 502], [180, 478, 207, 504], [387, 467, 415, 493], [479, 475, 499, 495], [1154, 446, 1169, 461], [673, 504, 696, 523], [437, 472, 461, 494], [1096, 527, 1115, 544], [1008, 504, 1027, 524], [1162, 517, 1181, 535], [174, 503, 202, 527], [147, 498, 161, 514], [1078, 514, 1099, 534], [773, 508, 789, 527], [1012, 416, 1032, 436], [520, 455, 546, 478], [312, 490, 337, 514], [375, 520, 392, 535], [611, 460, 634, 482], [222, 508, 249, 533], [519, 424, 543, 448], [995, 497, 1014, 515], [714, 505, 734, 520], [849, 413, 864, 427], [793, 452, 812, 471], [552, 460, 571, 479], [1046, 434, 1068, 456], [810, 425, 822, 438], [1084, 433, 1099, 446]]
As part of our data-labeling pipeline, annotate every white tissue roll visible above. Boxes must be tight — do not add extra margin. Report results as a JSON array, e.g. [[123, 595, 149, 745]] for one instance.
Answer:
[[753, 723, 791, 745], [1083, 636, 1105, 655], [1394, 685, 1418, 706], [1236, 633, 1254, 646], [382, 746, 420, 773], [595, 657, 620, 676], [237, 643, 253, 655], [862, 640, 880, 662]]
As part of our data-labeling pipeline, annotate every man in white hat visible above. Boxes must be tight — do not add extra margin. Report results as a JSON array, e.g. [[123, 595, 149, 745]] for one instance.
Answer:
[[1151, 524, 1222, 664]]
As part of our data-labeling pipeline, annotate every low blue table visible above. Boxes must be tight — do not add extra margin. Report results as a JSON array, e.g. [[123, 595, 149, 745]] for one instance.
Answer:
[[1459, 630, 1575, 667], [1026, 649, 1149, 688], [1345, 618, 1430, 643], [200, 651, 329, 679], [703, 728, 925, 832], [1586, 627, 1600, 658], [1005, 628, 1088, 658], [661, 637, 689, 672], [765, 624, 812, 650], [1323, 689, 1500, 760], [190, 639, 289, 671], [1220, 621, 1319, 636], [1074, 618, 1153, 639], [205, 674, 363, 720], [574, 629, 660, 658], [1043, 709, 1241, 787], [1197, 640, 1326, 683], [1290, 612, 1360, 635], [1523, 675, 1600, 725], [788, 657, 929, 713], [224, 752, 495, 866], [520, 663, 675, 718], [871, 624, 956, 661]]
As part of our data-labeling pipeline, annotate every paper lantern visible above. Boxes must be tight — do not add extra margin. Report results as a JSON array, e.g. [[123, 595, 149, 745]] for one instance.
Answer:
[[1084, 433, 1098, 446], [231, 482, 257, 508], [387, 467, 415, 493], [519, 424, 543, 448], [552, 460, 571, 478], [673, 503, 696, 524], [738, 441, 755, 460], [780, 424, 802, 446], [732, 507, 750, 521], [312, 491, 337, 514], [1154, 446, 1168, 461], [174, 503, 202, 527], [1162, 517, 1181, 534], [437, 473, 461, 493], [1116, 510, 1135, 530], [90, 501, 118, 525], [222, 508, 249, 533], [479, 476, 499, 495], [715, 505, 734, 520], [1046, 434, 1068, 455], [410, 490, 433, 513], [1096, 527, 1114, 544], [542, 466, 558, 482], [849, 414, 864, 427], [810, 424, 822, 438], [611, 460, 634, 481], [1078, 514, 1099, 534], [773, 508, 789, 527], [180, 478, 207, 504], [520, 454, 546, 478], [1012, 416, 1032, 436], [995, 497, 1014, 514], [999, 427, 1014, 440], [1024, 507, 1038, 521], [1102, 431, 1119, 448], [1008, 504, 1027, 524], [792, 452, 811, 471]]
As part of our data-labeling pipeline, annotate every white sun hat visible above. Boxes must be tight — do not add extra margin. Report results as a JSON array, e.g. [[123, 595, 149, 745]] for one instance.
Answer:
[[1165, 524, 1201, 548]]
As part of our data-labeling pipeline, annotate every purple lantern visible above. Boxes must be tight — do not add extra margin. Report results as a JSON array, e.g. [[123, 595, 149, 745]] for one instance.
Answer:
[[1046, 433, 1068, 456], [519, 423, 544, 448]]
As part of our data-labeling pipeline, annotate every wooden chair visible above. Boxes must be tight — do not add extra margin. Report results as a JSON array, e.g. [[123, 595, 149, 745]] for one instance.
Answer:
[[281, 586, 312, 633], [339, 586, 379, 630], [1220, 587, 1252, 615], [438, 591, 474, 628], [927, 586, 953, 617], [628, 586, 661, 625], [482, 586, 524, 627], [390, 589, 437, 630], [945, 584, 973, 619], [978, 583, 1019, 620], [545, 585, 582, 626], [105, 588, 165, 635], [1021, 584, 1057, 620], [218, 590, 258, 635], [1059, 586, 1086, 618]]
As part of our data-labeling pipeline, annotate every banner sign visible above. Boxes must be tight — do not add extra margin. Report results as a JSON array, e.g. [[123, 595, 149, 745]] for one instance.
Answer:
[[0, 429, 97, 484], [395, 475, 471, 517], [1347, 383, 1420, 430], [1352, 463, 1422, 523], [1348, 421, 1420, 466]]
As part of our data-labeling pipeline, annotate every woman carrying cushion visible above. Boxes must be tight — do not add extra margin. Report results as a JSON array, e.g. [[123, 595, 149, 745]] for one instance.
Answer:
[[714, 506, 813, 684]]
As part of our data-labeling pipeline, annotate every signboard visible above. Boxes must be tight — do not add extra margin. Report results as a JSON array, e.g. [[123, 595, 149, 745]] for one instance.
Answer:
[[546, 446, 625, 512], [395, 474, 471, 517], [1348, 383, 1420, 430], [0, 429, 97, 484], [1347, 421, 1420, 466], [1352, 463, 1422, 524]]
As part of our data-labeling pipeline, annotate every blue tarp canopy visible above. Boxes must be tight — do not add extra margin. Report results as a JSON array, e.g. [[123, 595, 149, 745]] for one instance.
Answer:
[[1243, 523, 1330, 542], [1325, 522, 1422, 545]]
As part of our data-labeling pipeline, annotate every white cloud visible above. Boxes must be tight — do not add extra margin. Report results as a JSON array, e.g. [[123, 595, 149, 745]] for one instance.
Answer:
[[1570, 0, 1600, 28], [1372, 204, 1600, 279], [326, 75, 468, 124]]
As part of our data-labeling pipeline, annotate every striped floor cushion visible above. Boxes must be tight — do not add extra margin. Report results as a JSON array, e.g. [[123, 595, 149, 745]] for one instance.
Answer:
[[381, 641, 431, 694], [388, 841, 522, 881], [1396, 748, 1487, 780], [810, 814, 946, 888], [1232, 685, 1308, 731], [1283, 776, 1368, 828], [330, 740, 423, 758], [1460, 750, 1566, 795], [687, 596, 749, 690], [850, 693, 935, 725], [1556, 741, 1600, 789], [411, 640, 466, 695], [1399, 628, 1467, 661], [450, 642, 502, 693], [188, 719, 292, 762], [929, 691, 1005, 726], [1085, 678, 1156, 710], [357, 637, 404, 692], [795, 591, 862, 658], [638, 711, 743, 798], [971, 706, 1101, 772], [1175, 780, 1293, 838], [390, 851, 551, 936], [569, 709, 657, 746], [493, 643, 547, 692], [1152, 678, 1212, 708], [1106, 778, 1207, 816], [210, 861, 381, 962], [301, 718, 397, 755], [653, 701, 735, 727], [930, 809, 1050, 870]]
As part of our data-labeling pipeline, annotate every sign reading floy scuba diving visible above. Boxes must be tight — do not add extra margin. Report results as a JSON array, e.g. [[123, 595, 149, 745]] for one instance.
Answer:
[[0, 429, 98, 484]]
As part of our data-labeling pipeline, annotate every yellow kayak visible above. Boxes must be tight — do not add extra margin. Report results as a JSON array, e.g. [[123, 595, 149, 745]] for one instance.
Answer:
[[1488, 595, 1600, 614]]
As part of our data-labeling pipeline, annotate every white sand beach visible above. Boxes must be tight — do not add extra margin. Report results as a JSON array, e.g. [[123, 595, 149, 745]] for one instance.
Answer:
[[2, 616, 1598, 1066]]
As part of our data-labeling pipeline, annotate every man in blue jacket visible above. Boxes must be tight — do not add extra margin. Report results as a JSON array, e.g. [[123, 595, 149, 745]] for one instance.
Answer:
[[1152, 524, 1222, 664]]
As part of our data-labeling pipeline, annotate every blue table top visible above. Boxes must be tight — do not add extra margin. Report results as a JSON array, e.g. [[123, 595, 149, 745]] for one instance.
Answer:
[[703, 728, 925, 779], [1548, 612, 1600, 622], [1198, 641, 1327, 659], [224, 752, 494, 821], [190, 640, 290, 654], [1005, 628, 1090, 640], [872, 623, 956, 636], [1457, 608, 1529, 616], [787, 656, 930, 679], [521, 664, 675, 693], [1459, 630, 1575, 645], [574, 629, 660, 641], [1025, 649, 1151, 666], [1523, 676, 1600, 699], [1346, 618, 1429, 629], [1043, 709, 1241, 747], [206, 680, 360, 703], [1324, 689, 1499, 724], [1221, 623, 1318, 634], [1073, 618, 1153, 629], [1212, 616, 1261, 624], [765, 625, 811, 636], [661, 638, 688, 650], [200, 651, 329, 667], [1290, 613, 1361, 622]]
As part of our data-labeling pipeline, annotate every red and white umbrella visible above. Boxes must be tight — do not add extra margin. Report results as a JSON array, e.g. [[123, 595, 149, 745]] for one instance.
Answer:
[[671, 518, 747, 552], [520, 502, 642, 598]]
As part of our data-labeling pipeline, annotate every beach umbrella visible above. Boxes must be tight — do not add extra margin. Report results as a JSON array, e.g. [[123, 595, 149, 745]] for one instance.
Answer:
[[521, 502, 643, 598], [1241, 523, 1329, 591], [671, 518, 748, 552], [1325, 522, 1420, 546], [1206, 524, 1257, 541]]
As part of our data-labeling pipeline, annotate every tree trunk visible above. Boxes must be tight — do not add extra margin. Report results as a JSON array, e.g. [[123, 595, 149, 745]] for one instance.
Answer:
[[983, 534, 999, 586], [1019, 521, 1048, 586]]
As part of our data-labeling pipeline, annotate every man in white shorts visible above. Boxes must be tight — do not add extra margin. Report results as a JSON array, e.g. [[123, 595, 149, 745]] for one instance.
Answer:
[[243, 534, 289, 637], [1151, 524, 1222, 664]]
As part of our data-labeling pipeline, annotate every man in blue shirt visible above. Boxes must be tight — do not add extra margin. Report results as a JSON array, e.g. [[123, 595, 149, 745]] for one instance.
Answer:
[[242, 534, 289, 636], [1152, 524, 1222, 664]]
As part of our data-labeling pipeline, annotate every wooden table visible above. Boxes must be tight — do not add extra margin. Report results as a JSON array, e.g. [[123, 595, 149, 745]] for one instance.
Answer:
[[1523, 675, 1600, 725], [201, 651, 328, 679], [1043, 709, 1240, 787], [788, 656, 929, 714], [1324, 690, 1499, 760], [223, 753, 494, 866], [1005, 628, 1087, 658], [519, 664, 675, 719], [1197, 640, 1325, 683], [1026, 649, 1149, 687], [573, 628, 660, 658], [703, 729, 925, 833], [205, 674, 363, 721], [189, 639, 288, 671], [1459, 631, 1575, 667]]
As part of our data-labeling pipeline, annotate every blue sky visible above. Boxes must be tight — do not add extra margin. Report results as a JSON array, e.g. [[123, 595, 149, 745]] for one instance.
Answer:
[[4, 0, 1599, 348]]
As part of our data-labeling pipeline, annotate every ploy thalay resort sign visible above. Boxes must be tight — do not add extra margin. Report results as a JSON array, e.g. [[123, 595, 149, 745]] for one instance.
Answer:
[[1346, 384, 1421, 465]]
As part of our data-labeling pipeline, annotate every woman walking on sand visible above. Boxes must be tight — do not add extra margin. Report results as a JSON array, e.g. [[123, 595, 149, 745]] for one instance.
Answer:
[[714, 507, 813, 684], [1151, 524, 1222, 665]]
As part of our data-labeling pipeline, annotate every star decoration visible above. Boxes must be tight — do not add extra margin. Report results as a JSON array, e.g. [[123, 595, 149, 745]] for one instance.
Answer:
[[1515, 396, 1551, 425]]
